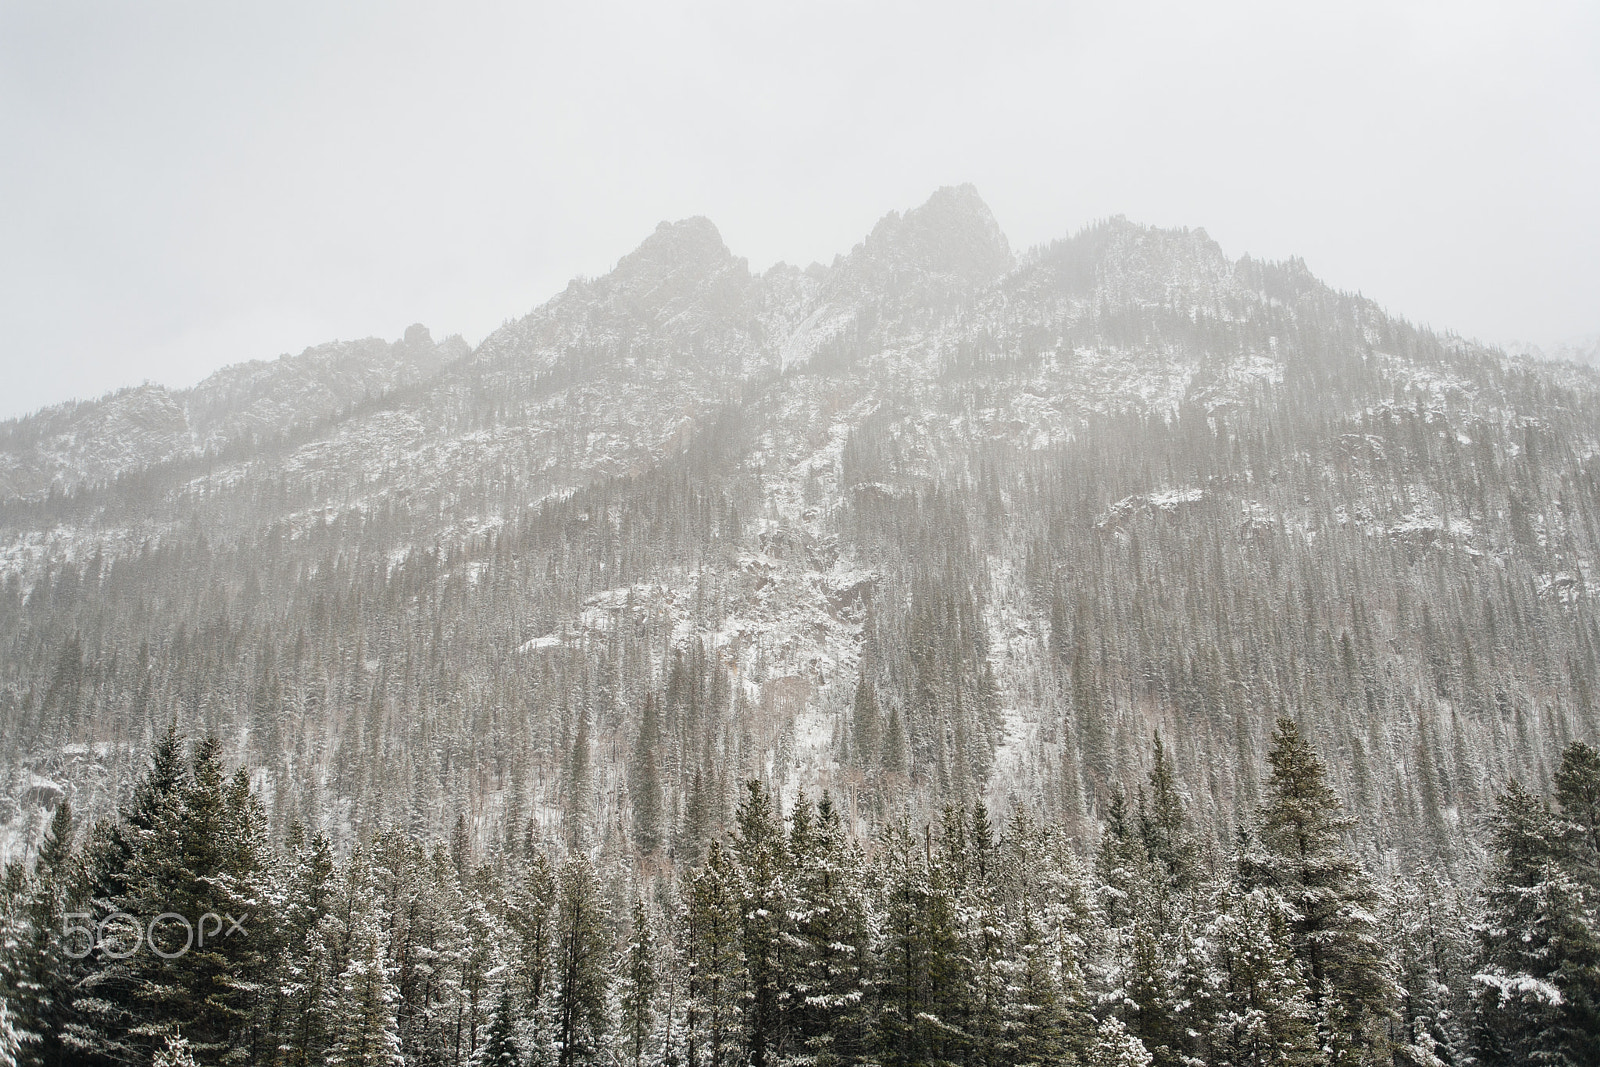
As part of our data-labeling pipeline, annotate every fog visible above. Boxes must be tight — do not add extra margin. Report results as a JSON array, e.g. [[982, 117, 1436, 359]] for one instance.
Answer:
[[2, 0, 1596, 417]]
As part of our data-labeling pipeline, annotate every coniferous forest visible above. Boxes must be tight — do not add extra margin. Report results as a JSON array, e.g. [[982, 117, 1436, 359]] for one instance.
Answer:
[[4, 189, 1600, 1064], [3, 724, 1599, 1066]]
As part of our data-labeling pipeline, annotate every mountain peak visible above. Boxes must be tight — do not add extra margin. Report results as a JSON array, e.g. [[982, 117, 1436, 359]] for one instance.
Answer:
[[856, 184, 1013, 291], [616, 216, 735, 283]]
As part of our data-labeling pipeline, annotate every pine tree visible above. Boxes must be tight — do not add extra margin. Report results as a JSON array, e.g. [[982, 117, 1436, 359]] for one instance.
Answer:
[[998, 807, 1099, 1064], [1202, 884, 1319, 1067], [69, 734, 273, 1065], [787, 792, 871, 1065], [1241, 718, 1393, 1059], [945, 802, 1004, 1067], [554, 857, 610, 1067], [684, 841, 745, 1067], [1389, 873, 1474, 1066], [851, 661, 882, 769], [478, 991, 522, 1067], [566, 711, 594, 849], [0, 997, 21, 1067], [1471, 773, 1600, 1066], [1554, 740, 1600, 883], [1139, 733, 1198, 894], [1090, 1015, 1154, 1067], [2, 798, 79, 1067], [1095, 738, 1209, 1067], [617, 898, 658, 1067], [277, 824, 338, 1065], [508, 846, 558, 1061], [874, 821, 962, 1067], [731, 779, 789, 1067], [998, 914, 1073, 1067], [882, 707, 908, 779], [631, 695, 666, 857], [1071, 610, 1111, 791], [151, 1030, 199, 1067], [326, 882, 403, 1067]]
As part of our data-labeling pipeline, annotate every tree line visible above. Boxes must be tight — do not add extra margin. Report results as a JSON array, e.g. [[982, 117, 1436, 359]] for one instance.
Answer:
[[3, 721, 1597, 1067]]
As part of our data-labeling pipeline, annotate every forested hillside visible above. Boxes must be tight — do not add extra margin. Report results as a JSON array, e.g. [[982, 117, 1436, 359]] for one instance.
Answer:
[[3, 725, 1597, 1065], [2, 186, 1599, 1063]]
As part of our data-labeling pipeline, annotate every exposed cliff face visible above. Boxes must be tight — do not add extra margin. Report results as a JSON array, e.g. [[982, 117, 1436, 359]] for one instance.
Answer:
[[2, 187, 1597, 869]]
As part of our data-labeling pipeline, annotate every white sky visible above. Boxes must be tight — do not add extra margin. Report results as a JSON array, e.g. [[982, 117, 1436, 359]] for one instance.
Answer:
[[2, 0, 1597, 418]]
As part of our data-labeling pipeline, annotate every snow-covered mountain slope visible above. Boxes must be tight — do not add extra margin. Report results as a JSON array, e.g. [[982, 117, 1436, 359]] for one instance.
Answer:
[[3, 187, 1598, 868], [0, 325, 468, 500]]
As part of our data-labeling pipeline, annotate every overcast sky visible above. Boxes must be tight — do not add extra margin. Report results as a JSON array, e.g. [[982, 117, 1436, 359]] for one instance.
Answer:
[[2, 0, 1596, 418]]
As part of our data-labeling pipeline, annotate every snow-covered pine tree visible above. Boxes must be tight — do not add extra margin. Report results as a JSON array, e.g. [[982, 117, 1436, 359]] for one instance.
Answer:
[[1097, 735, 1209, 1067], [325, 861, 403, 1067], [508, 844, 559, 1063], [1240, 718, 1394, 1061], [684, 840, 745, 1067], [944, 801, 1006, 1067], [478, 990, 522, 1067], [0, 997, 21, 1067], [275, 824, 338, 1065], [786, 792, 872, 1065], [851, 653, 882, 772], [553, 856, 610, 1067], [874, 820, 963, 1067], [1387, 873, 1475, 1065], [1555, 741, 1600, 874], [998, 807, 1099, 1063], [150, 1029, 199, 1067], [617, 897, 658, 1067], [631, 694, 667, 857], [67, 734, 272, 1065], [1201, 883, 1320, 1067], [1090, 1014, 1154, 1067], [1471, 751, 1600, 1066], [731, 779, 789, 1067], [0, 797, 77, 1067]]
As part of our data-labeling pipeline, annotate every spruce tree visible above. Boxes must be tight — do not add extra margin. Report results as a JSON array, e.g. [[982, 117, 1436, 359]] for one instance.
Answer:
[[787, 792, 871, 1065], [1090, 1015, 1154, 1067], [874, 821, 962, 1067], [277, 825, 338, 1065], [0, 998, 20, 1067], [851, 662, 881, 770], [1202, 884, 1319, 1067], [617, 898, 658, 1067], [70, 734, 272, 1065], [630, 695, 666, 857], [478, 991, 522, 1067], [1554, 740, 1600, 883], [1471, 774, 1600, 1066], [684, 841, 745, 1067], [998, 914, 1073, 1067], [1389, 873, 1474, 1066], [731, 779, 789, 1067], [507, 846, 558, 1061], [2, 798, 79, 1067], [553, 857, 609, 1067], [999, 807, 1098, 1063], [1138, 733, 1198, 894], [325, 881, 402, 1067], [1241, 718, 1393, 1059]]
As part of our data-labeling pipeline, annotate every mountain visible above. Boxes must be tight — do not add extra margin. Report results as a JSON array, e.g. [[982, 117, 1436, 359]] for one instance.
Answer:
[[2, 186, 1598, 874], [1504, 333, 1600, 367], [0, 325, 468, 500]]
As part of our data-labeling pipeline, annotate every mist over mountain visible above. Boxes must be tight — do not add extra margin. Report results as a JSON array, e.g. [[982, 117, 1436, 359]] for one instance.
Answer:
[[5, 185, 1600, 1066], [4, 184, 1598, 863]]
